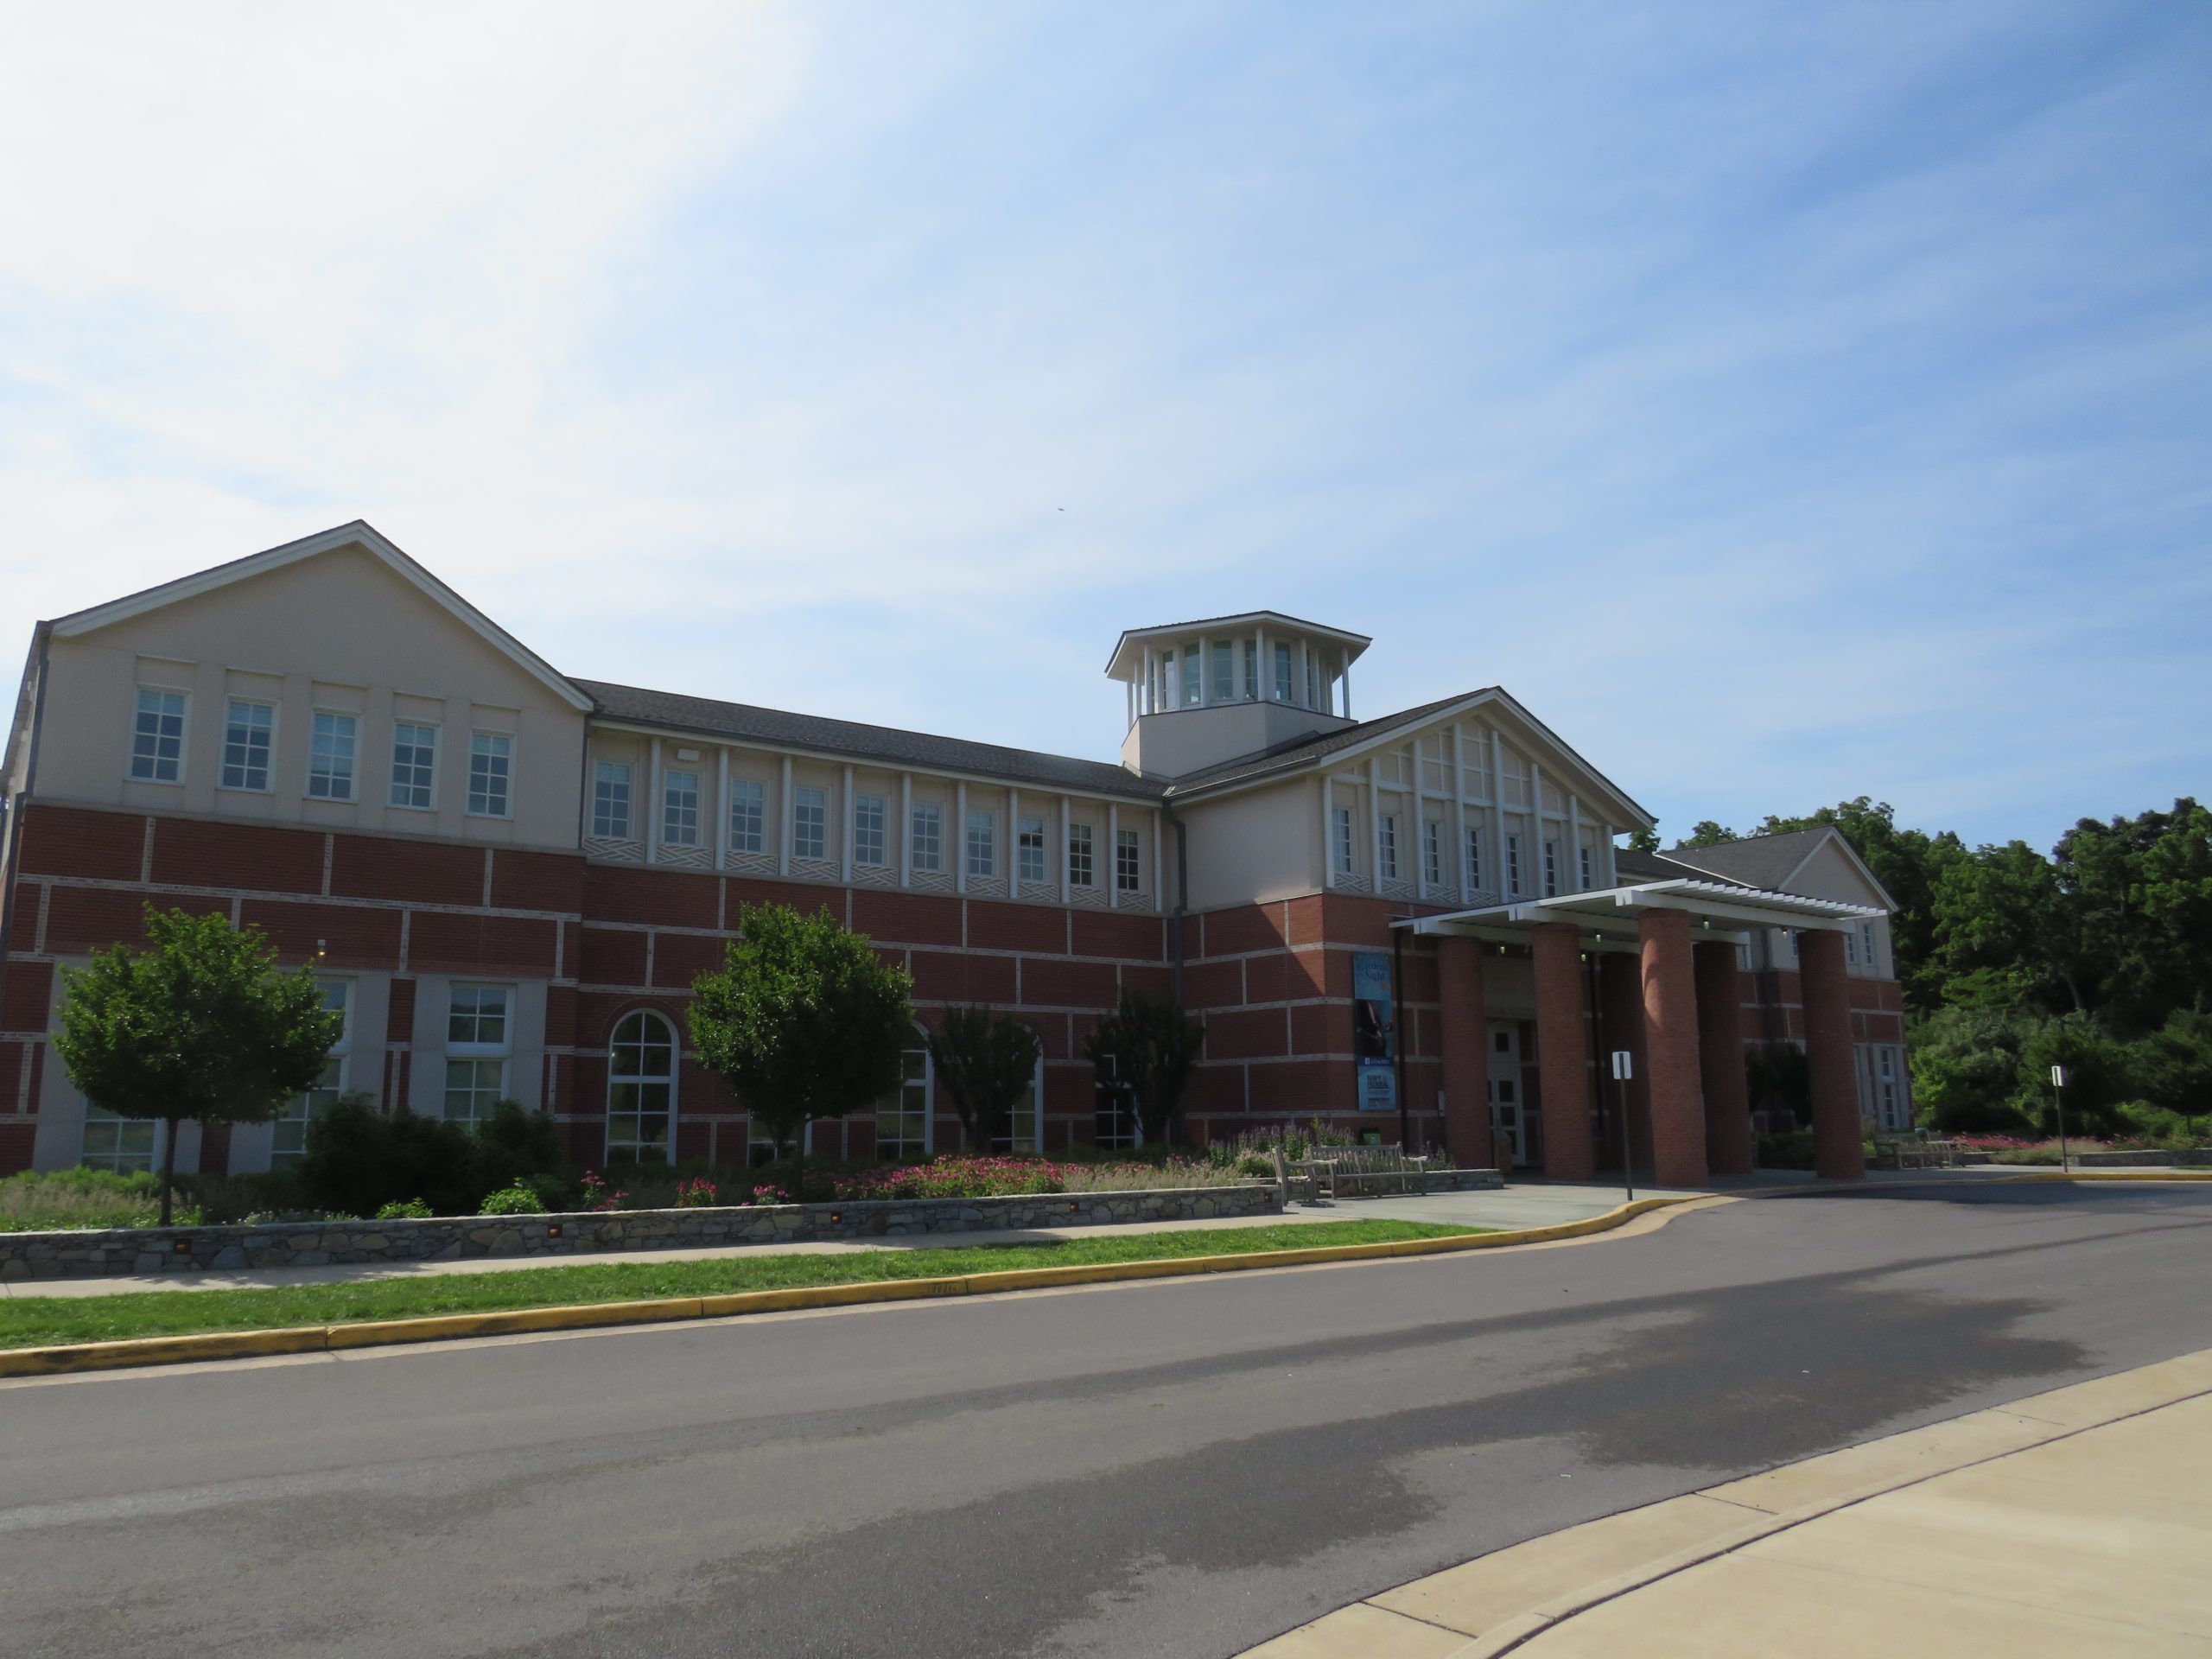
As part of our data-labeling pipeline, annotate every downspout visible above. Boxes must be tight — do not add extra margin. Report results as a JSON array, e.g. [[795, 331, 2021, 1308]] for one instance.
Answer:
[[1164, 796, 1187, 1003], [0, 623, 54, 1061]]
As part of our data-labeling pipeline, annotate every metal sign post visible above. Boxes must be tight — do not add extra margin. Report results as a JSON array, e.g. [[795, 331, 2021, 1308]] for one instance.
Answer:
[[2051, 1064, 2070, 1173], [1611, 1050, 1635, 1204]]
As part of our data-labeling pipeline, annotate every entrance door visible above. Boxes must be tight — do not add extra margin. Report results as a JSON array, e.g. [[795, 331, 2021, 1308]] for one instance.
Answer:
[[1487, 1021, 1527, 1166]]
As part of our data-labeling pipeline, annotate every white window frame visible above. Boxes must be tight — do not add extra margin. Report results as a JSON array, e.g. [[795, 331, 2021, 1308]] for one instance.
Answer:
[[1067, 820, 1094, 887], [966, 809, 996, 879], [389, 721, 439, 811], [1465, 826, 1484, 893], [79, 1103, 162, 1173], [306, 709, 359, 801], [877, 1033, 932, 1161], [443, 982, 513, 1126], [607, 1008, 677, 1164], [593, 761, 633, 840], [1422, 821, 1443, 887], [128, 685, 188, 784], [1018, 816, 1046, 884], [792, 785, 827, 860], [662, 768, 702, 847], [729, 777, 766, 854], [1580, 844, 1592, 889], [1116, 827, 1141, 893], [853, 793, 887, 867], [272, 981, 351, 1166], [1507, 834, 1522, 897], [911, 802, 944, 873], [1210, 640, 1234, 702], [1862, 923, 1878, 975], [1332, 805, 1355, 876], [991, 1046, 1046, 1154], [1543, 839, 1559, 897], [467, 731, 512, 819], [1378, 813, 1399, 881], [220, 698, 276, 793], [1273, 643, 1294, 702]]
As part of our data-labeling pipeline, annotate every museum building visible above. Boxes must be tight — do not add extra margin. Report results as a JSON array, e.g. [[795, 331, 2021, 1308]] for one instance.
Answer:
[[0, 523, 1910, 1187]]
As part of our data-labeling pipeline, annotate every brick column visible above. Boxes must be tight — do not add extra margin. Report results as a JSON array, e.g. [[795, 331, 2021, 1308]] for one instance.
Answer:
[[1436, 936, 1495, 1171], [1531, 922, 1593, 1180], [1694, 940, 1753, 1175], [1801, 928, 1866, 1179], [1597, 950, 1649, 1172], [1638, 907, 1707, 1189]]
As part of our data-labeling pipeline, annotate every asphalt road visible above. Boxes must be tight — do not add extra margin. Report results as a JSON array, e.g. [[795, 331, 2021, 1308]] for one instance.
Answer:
[[4, 1184, 2210, 1659]]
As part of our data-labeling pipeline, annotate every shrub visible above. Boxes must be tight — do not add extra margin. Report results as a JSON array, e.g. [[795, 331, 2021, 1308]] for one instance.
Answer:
[[1756, 1129, 1818, 1170], [477, 1182, 544, 1216], [578, 1169, 628, 1212], [296, 1094, 480, 1218], [471, 1100, 566, 1195], [0, 1167, 189, 1233], [375, 1198, 435, 1220], [674, 1178, 720, 1208]]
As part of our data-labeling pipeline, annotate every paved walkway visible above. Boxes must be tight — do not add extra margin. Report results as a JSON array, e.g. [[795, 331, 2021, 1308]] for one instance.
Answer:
[[0, 1181, 1703, 1300], [1243, 1347, 2212, 1657]]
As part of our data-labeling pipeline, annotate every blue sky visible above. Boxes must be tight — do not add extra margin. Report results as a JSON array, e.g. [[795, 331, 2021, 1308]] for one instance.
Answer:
[[2, 2, 2205, 852]]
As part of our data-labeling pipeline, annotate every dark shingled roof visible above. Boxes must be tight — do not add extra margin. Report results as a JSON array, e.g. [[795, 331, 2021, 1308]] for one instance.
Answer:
[[575, 679, 1166, 801], [1656, 828, 1834, 892], [1160, 692, 1487, 794]]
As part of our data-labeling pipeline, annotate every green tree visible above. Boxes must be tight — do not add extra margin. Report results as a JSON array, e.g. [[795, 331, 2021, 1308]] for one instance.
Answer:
[[689, 904, 913, 1196], [2130, 1009, 2212, 1129], [925, 1005, 1043, 1152], [1081, 989, 1205, 1146], [1679, 820, 1739, 848], [1905, 1007, 2037, 1134], [1931, 840, 2089, 1014], [54, 905, 342, 1225], [2018, 1015, 2138, 1138], [1625, 826, 1660, 854]]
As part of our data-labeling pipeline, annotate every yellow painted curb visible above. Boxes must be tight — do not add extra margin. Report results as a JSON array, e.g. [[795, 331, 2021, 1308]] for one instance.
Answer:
[[0, 1193, 1716, 1381], [2004, 1168, 2212, 1182]]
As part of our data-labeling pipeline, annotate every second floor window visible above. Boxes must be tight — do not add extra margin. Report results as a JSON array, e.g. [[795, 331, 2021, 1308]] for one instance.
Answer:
[[1544, 840, 1559, 897], [729, 779, 764, 853], [1332, 805, 1354, 875], [792, 787, 827, 860], [1423, 822, 1443, 887], [308, 711, 358, 800], [663, 769, 700, 846], [221, 700, 273, 791], [1580, 845, 1593, 889], [593, 762, 631, 839], [1506, 834, 1522, 896], [390, 722, 437, 810], [130, 687, 187, 783], [911, 802, 944, 872], [1116, 828, 1141, 893], [467, 732, 511, 817], [1465, 826, 1484, 893], [1211, 641, 1234, 702], [1068, 821, 1094, 887], [966, 810, 995, 879], [1378, 814, 1399, 881], [1274, 643, 1294, 702], [1018, 817, 1046, 883], [853, 794, 886, 866]]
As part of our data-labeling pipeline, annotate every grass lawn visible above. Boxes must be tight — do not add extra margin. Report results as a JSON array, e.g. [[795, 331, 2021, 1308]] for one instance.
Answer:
[[0, 1218, 1486, 1351]]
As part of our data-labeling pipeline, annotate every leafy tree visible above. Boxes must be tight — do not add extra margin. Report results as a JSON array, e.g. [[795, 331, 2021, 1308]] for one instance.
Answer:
[[1932, 840, 2089, 1014], [1679, 821, 1739, 848], [1905, 1007, 2038, 1134], [54, 905, 342, 1225], [2129, 1009, 2212, 1129], [925, 1005, 1043, 1151], [1625, 826, 1660, 854], [1081, 989, 1205, 1146], [689, 904, 913, 1196], [2018, 1015, 2137, 1138]]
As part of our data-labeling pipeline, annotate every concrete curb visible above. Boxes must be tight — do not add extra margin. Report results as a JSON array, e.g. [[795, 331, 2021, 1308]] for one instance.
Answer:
[[1749, 1168, 2212, 1198], [1235, 1345, 2212, 1657], [0, 1194, 1717, 1381]]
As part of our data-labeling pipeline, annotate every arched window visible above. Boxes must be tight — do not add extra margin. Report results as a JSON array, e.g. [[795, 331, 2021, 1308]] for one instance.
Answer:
[[876, 1025, 931, 1162], [607, 1010, 677, 1164], [992, 1037, 1046, 1154]]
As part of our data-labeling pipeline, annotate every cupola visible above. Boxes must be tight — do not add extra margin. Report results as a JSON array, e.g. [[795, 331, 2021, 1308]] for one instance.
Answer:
[[1105, 611, 1369, 779]]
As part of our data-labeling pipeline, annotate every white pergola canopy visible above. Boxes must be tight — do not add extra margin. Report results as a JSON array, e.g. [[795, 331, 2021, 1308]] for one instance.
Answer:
[[1395, 877, 1882, 953]]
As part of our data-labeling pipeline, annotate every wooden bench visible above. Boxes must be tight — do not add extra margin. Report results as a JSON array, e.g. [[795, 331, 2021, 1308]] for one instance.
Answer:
[[1872, 1130, 1961, 1171]]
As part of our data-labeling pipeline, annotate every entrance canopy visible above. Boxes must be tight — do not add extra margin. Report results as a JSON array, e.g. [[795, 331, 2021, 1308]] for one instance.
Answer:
[[1393, 876, 1882, 953]]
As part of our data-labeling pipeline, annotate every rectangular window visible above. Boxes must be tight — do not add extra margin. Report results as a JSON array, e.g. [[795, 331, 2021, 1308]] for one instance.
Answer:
[[1846, 928, 1858, 967], [593, 761, 632, 839], [1862, 923, 1878, 973], [1274, 642, 1294, 701], [1306, 654, 1325, 710], [448, 983, 509, 1048], [729, 778, 765, 853], [912, 803, 944, 872], [1423, 821, 1443, 887], [442, 1058, 505, 1127], [467, 731, 511, 817], [663, 769, 700, 846], [1243, 637, 1259, 700], [1211, 641, 1234, 702], [1181, 647, 1202, 706], [1465, 827, 1484, 893], [129, 687, 187, 783], [1507, 834, 1522, 896], [1068, 821, 1094, 887], [308, 710, 358, 800], [389, 721, 437, 810], [444, 982, 511, 1126], [1116, 828, 1141, 893], [79, 1104, 159, 1173], [1018, 817, 1046, 884], [1580, 844, 1593, 889], [793, 787, 827, 860], [853, 794, 886, 866], [1544, 840, 1559, 897], [220, 699, 273, 791], [1379, 814, 1398, 881], [877, 1048, 930, 1161], [1878, 1046, 1901, 1128], [966, 809, 996, 879], [273, 982, 350, 1166], [1332, 805, 1354, 875]]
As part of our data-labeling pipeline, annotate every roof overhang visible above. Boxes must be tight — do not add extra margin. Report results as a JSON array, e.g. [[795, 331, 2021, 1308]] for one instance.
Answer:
[[1394, 877, 1881, 946]]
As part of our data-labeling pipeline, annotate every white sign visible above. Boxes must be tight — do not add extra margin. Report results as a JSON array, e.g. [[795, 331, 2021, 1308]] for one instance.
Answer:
[[1611, 1050, 1634, 1081], [2051, 1065, 2068, 1089]]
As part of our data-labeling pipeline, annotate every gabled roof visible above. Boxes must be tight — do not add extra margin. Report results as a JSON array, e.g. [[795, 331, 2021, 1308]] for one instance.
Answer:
[[1649, 826, 1896, 912], [1160, 685, 1654, 827], [577, 679, 1167, 801], [1103, 611, 1370, 679], [48, 521, 594, 713]]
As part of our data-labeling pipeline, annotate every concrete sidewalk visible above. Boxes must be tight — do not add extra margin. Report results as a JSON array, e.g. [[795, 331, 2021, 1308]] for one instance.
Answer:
[[0, 1181, 1703, 1300], [1244, 1348, 2212, 1657]]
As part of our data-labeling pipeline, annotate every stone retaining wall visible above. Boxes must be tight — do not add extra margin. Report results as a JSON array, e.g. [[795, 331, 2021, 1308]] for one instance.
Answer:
[[1953, 1148, 2212, 1168], [0, 1184, 1280, 1281]]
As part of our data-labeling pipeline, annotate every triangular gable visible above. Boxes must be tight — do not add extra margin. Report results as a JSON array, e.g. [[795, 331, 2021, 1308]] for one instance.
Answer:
[[1777, 825, 1898, 912], [48, 521, 593, 713]]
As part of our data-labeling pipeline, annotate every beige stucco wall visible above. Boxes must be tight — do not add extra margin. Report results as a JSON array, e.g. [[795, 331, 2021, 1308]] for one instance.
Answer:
[[1122, 700, 1351, 780], [1180, 776, 1323, 911], [35, 543, 587, 850]]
